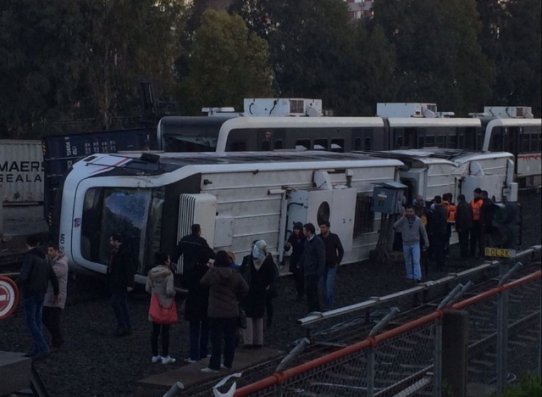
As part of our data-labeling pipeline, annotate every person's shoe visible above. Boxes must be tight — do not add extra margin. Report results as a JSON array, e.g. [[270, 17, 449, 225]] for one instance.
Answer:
[[221, 364, 231, 370], [151, 355, 163, 363], [200, 367, 219, 373], [161, 356, 176, 364], [184, 358, 197, 363]]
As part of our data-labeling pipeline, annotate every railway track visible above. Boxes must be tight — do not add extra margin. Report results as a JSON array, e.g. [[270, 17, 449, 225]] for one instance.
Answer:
[[178, 259, 541, 396]]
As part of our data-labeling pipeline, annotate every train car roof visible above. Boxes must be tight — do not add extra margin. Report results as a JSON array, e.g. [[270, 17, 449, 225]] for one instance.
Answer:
[[78, 150, 403, 178], [362, 148, 513, 164], [219, 116, 386, 131], [387, 118, 481, 128], [485, 118, 541, 129]]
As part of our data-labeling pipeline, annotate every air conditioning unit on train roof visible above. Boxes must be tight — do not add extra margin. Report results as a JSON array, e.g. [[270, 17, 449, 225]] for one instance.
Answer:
[[376, 102, 439, 118], [243, 98, 323, 117], [482, 106, 534, 119]]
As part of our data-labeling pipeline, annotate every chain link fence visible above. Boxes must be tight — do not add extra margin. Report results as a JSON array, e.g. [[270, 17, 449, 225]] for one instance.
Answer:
[[231, 269, 540, 397]]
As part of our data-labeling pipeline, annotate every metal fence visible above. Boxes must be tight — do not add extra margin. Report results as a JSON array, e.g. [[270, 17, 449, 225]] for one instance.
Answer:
[[233, 269, 541, 397]]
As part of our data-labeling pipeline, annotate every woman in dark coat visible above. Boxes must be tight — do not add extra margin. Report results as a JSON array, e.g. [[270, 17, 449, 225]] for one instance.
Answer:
[[240, 240, 277, 348], [200, 251, 248, 372]]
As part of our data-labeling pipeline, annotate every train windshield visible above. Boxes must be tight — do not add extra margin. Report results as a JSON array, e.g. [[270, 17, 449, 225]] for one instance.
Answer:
[[81, 187, 164, 273]]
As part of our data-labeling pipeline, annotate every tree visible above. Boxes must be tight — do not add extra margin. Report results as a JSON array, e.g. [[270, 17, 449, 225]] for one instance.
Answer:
[[372, 0, 494, 115], [494, 0, 541, 115], [77, 0, 185, 129], [232, 0, 363, 115], [179, 9, 274, 114], [0, 0, 84, 137], [0, 0, 185, 138], [351, 22, 398, 115]]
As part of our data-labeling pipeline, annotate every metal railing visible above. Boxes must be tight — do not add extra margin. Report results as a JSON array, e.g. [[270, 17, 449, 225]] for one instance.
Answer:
[[232, 255, 541, 396]]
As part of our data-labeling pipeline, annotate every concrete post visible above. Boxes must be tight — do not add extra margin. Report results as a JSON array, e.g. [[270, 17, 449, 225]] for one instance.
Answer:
[[441, 310, 469, 397]]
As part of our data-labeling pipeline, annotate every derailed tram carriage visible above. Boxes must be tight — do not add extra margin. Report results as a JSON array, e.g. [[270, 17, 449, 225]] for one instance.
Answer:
[[58, 150, 517, 282]]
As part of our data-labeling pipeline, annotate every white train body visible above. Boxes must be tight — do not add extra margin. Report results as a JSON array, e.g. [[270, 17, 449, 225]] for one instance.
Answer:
[[58, 150, 517, 280], [58, 151, 402, 278]]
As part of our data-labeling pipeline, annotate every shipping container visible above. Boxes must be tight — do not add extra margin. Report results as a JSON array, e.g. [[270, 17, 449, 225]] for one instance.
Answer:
[[0, 140, 44, 204]]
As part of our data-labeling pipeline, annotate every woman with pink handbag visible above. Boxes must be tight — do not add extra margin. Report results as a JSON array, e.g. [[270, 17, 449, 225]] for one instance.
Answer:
[[146, 252, 178, 364]]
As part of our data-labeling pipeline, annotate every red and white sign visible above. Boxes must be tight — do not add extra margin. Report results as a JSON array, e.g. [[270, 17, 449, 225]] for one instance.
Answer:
[[0, 276, 19, 319]]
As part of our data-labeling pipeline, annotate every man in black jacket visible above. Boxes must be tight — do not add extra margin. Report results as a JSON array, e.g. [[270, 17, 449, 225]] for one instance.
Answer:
[[299, 223, 325, 313], [430, 196, 448, 270], [173, 224, 210, 274], [455, 194, 472, 259], [19, 235, 59, 359], [319, 221, 344, 309], [108, 233, 137, 336]]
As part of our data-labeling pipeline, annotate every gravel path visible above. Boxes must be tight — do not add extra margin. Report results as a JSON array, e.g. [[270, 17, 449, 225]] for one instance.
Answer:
[[0, 190, 539, 396]]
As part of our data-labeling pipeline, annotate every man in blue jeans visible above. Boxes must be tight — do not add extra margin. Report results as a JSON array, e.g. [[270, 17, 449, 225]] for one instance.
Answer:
[[19, 236, 59, 360], [319, 221, 344, 309], [393, 205, 430, 282]]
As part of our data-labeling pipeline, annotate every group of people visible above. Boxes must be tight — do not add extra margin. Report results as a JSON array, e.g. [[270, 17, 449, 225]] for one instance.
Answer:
[[18, 236, 69, 360], [144, 220, 345, 372], [144, 224, 278, 372], [393, 188, 496, 282], [286, 221, 344, 313]]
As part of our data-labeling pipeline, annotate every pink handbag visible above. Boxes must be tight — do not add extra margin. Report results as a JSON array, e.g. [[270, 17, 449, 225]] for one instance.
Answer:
[[149, 293, 178, 324]]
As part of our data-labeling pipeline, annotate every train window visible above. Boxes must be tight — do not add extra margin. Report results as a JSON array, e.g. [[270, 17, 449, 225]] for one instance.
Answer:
[[313, 139, 328, 150], [490, 128, 504, 151], [296, 139, 310, 150], [354, 138, 362, 151], [364, 137, 372, 151], [393, 130, 404, 149], [260, 130, 274, 150], [317, 202, 330, 225], [405, 128, 417, 148], [354, 194, 374, 237], [227, 129, 256, 151], [464, 127, 479, 150], [425, 135, 435, 146], [533, 133, 541, 152], [274, 140, 283, 149], [81, 187, 163, 274], [331, 139, 344, 152], [417, 135, 425, 148], [520, 133, 530, 152], [447, 135, 457, 149], [230, 141, 247, 151]]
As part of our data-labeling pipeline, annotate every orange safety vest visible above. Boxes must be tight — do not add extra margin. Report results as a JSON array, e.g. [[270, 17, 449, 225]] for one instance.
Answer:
[[447, 203, 457, 223], [471, 199, 483, 221]]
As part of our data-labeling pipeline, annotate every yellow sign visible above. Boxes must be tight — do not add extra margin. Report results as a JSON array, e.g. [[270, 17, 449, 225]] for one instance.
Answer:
[[484, 247, 516, 258]]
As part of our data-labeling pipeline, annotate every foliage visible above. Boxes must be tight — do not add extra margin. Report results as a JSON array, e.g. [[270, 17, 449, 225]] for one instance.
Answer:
[[76, 0, 185, 130], [232, 0, 363, 115], [494, 374, 542, 397], [0, 0, 84, 138], [1, 0, 540, 137], [372, 0, 494, 115], [178, 9, 274, 114], [493, 0, 541, 113], [0, 0, 184, 137]]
